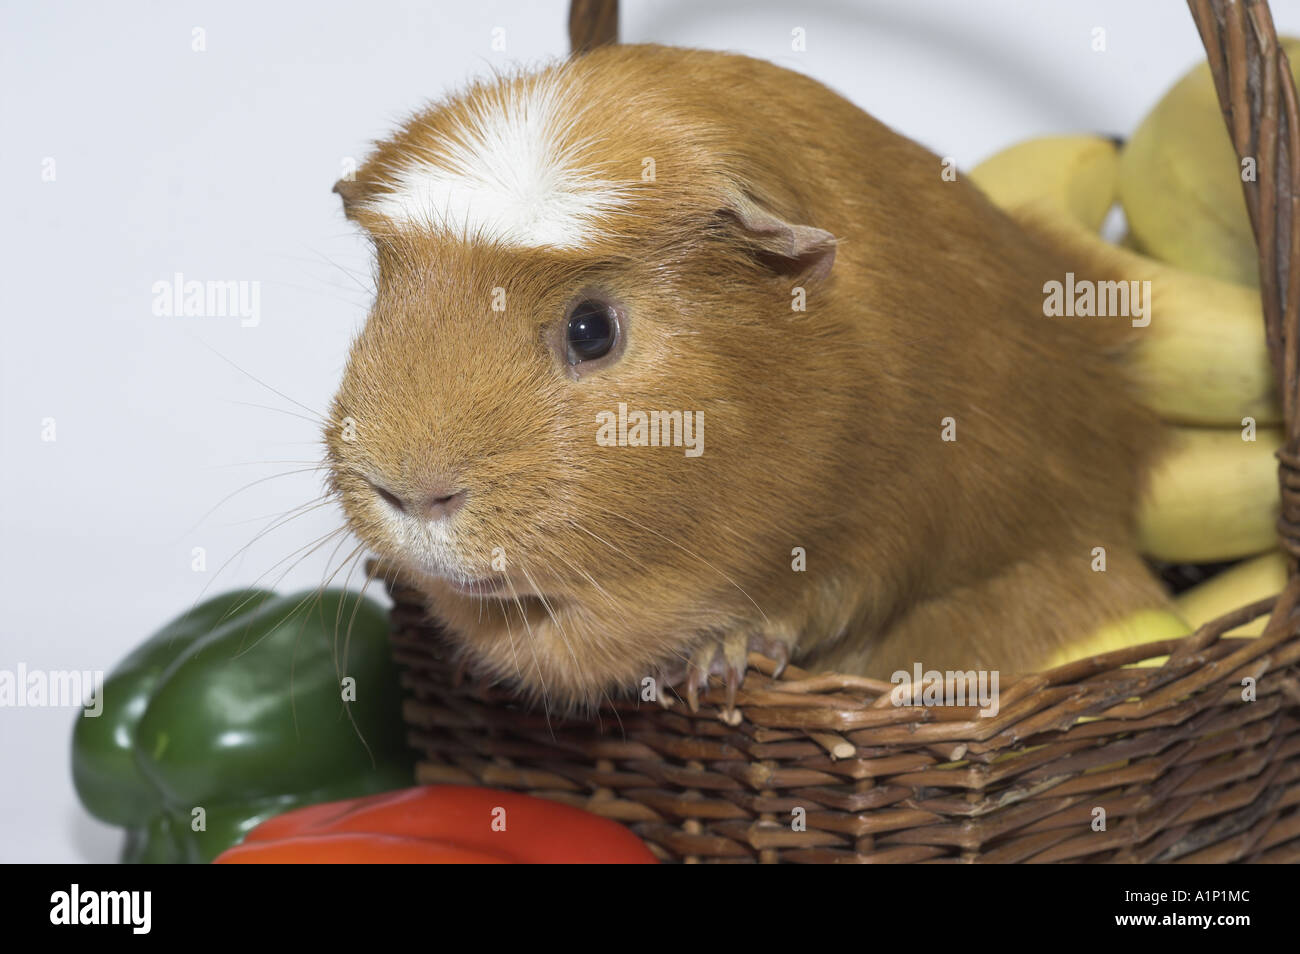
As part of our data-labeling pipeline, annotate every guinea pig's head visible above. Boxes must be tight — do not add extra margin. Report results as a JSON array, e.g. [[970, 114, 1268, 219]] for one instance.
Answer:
[[325, 55, 843, 708]]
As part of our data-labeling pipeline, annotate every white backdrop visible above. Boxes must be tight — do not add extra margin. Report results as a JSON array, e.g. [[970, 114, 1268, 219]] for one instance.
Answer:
[[4, 0, 1294, 862]]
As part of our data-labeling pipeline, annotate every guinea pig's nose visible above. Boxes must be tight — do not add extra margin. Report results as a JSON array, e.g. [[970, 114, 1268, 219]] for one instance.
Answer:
[[368, 479, 467, 521], [419, 485, 468, 521]]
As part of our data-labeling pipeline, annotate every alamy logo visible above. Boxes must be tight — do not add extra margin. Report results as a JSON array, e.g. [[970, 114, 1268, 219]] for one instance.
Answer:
[[0, 664, 103, 716], [151, 272, 260, 326], [50, 885, 151, 934], [1042, 272, 1151, 327], [596, 403, 704, 457], [890, 664, 1000, 718]]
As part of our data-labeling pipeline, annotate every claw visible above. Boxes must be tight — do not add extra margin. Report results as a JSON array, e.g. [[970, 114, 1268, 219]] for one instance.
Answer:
[[724, 662, 740, 712], [668, 627, 797, 718], [684, 638, 723, 713], [769, 641, 790, 680], [686, 660, 704, 712], [720, 631, 749, 717]]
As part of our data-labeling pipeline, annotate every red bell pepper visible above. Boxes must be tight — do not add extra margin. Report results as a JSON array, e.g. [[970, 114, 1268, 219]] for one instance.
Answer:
[[214, 785, 658, 864]]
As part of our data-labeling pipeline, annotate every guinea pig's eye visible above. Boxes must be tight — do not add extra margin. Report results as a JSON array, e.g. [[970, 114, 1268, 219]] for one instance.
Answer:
[[565, 299, 618, 363]]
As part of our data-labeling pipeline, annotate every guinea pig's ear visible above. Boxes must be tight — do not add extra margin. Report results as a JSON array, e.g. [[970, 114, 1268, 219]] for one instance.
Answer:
[[332, 177, 366, 222], [722, 194, 837, 281]]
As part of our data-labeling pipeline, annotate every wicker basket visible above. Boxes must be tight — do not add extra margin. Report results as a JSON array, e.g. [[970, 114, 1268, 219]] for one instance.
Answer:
[[377, 0, 1300, 862]]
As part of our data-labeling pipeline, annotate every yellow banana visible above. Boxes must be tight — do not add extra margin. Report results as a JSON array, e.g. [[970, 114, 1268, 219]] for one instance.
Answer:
[[1174, 550, 1287, 636], [1042, 608, 1190, 670], [968, 133, 1119, 232], [971, 136, 1280, 426], [1118, 39, 1300, 288], [1137, 426, 1281, 563]]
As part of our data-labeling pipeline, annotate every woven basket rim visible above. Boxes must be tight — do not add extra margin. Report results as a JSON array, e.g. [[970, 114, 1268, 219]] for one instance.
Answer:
[[381, 562, 1298, 741]]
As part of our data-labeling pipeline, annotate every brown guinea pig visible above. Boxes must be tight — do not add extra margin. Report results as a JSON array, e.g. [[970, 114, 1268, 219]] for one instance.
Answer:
[[325, 44, 1169, 709]]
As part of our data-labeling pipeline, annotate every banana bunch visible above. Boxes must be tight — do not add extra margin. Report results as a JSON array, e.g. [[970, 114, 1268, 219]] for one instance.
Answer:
[[968, 51, 1297, 640]]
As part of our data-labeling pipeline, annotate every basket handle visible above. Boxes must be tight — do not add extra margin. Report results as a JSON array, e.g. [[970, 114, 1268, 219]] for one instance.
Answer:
[[1190, 0, 1300, 579], [569, 0, 618, 53]]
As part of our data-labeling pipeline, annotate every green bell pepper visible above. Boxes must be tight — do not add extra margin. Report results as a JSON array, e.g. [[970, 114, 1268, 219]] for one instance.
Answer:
[[72, 588, 415, 863]]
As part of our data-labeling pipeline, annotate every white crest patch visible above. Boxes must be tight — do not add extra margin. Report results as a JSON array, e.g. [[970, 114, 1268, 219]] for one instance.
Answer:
[[363, 74, 627, 249]]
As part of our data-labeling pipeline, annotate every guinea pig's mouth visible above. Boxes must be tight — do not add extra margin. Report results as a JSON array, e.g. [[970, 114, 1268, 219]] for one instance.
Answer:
[[443, 576, 515, 599], [418, 569, 552, 603]]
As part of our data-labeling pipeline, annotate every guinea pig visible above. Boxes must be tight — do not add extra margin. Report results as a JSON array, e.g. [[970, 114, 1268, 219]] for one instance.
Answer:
[[325, 44, 1170, 710]]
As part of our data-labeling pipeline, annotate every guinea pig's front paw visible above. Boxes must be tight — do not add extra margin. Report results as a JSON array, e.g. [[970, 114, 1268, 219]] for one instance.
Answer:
[[678, 628, 796, 722]]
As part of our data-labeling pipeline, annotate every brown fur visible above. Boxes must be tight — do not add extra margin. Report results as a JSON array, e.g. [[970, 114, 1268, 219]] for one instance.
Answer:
[[325, 45, 1169, 708]]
